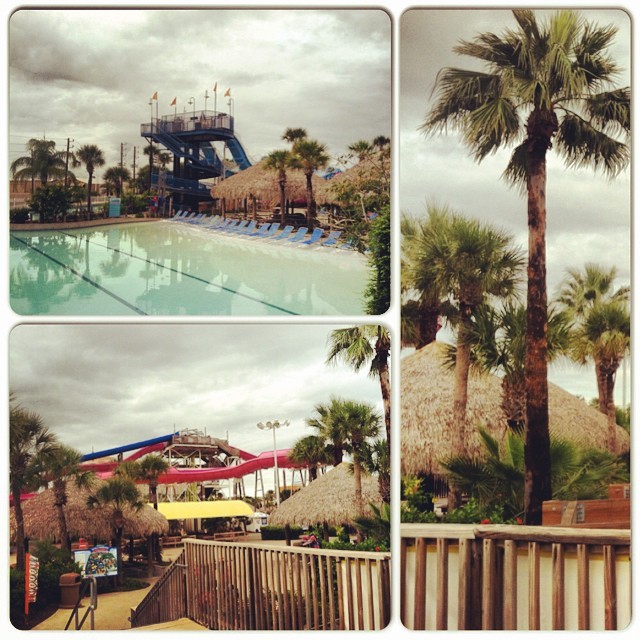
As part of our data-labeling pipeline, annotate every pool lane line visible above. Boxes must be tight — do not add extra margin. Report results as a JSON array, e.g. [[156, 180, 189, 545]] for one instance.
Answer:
[[59, 231, 299, 316], [10, 234, 149, 315]]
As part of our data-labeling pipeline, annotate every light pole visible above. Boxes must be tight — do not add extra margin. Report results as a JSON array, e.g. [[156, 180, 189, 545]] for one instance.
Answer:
[[188, 97, 196, 119], [257, 420, 289, 506]]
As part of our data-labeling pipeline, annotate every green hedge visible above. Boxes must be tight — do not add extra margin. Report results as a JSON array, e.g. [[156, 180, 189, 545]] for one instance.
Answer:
[[260, 525, 304, 540]]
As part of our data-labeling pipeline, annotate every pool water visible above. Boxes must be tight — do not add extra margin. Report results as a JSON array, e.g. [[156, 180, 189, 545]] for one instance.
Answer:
[[9, 221, 369, 316]]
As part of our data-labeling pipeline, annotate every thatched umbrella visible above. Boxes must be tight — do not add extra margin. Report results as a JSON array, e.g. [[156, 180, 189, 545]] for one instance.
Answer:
[[211, 159, 333, 210], [269, 463, 382, 528], [9, 481, 169, 544], [401, 342, 630, 477]]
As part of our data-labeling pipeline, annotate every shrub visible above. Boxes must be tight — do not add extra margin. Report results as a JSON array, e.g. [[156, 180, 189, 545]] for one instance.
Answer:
[[260, 525, 304, 540], [10, 207, 31, 223]]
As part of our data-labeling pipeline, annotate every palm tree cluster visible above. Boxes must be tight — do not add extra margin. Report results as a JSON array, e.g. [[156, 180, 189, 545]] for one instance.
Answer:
[[416, 8, 630, 523], [264, 127, 329, 229]]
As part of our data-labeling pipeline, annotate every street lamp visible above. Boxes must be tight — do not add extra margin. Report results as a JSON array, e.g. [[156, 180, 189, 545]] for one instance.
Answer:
[[257, 420, 290, 506], [188, 97, 196, 118]]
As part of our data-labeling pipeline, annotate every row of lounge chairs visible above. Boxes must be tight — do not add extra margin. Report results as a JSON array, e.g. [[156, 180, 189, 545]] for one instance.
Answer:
[[169, 211, 348, 249]]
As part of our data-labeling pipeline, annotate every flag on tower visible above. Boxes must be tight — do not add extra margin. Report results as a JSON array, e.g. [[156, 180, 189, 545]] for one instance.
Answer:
[[170, 97, 177, 106], [224, 88, 231, 97], [213, 82, 217, 92], [151, 91, 158, 100]]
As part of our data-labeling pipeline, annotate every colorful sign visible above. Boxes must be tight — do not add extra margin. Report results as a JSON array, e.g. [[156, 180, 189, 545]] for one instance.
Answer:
[[24, 553, 39, 615], [73, 545, 118, 577], [108, 197, 121, 217]]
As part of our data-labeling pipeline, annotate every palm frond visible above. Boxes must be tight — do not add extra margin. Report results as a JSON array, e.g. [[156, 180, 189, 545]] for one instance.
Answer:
[[584, 88, 630, 136]]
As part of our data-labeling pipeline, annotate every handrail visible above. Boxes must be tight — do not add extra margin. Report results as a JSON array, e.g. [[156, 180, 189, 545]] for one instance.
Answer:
[[64, 576, 98, 630]]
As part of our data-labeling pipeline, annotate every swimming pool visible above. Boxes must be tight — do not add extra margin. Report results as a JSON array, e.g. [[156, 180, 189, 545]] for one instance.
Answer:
[[9, 221, 369, 316]]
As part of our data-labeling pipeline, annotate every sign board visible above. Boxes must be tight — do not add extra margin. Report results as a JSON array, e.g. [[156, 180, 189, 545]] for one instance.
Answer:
[[74, 545, 119, 577], [108, 197, 121, 217], [24, 553, 39, 614]]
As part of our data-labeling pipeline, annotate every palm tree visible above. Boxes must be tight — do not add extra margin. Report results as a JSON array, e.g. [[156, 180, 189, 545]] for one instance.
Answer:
[[76, 144, 106, 219], [36, 444, 95, 554], [10, 138, 70, 194], [138, 454, 169, 567], [264, 149, 294, 225], [441, 426, 628, 520], [557, 263, 630, 414], [570, 300, 630, 452], [421, 9, 630, 524], [326, 325, 391, 449], [289, 435, 330, 481], [445, 302, 571, 432], [404, 206, 524, 507], [282, 127, 308, 145], [348, 140, 374, 162], [360, 438, 391, 504], [306, 398, 346, 467], [9, 400, 57, 571], [103, 166, 132, 197], [87, 475, 144, 585], [291, 138, 329, 229]]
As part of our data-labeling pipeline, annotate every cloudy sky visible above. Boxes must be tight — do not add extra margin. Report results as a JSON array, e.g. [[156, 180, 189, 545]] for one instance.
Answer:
[[8, 322, 385, 487], [400, 8, 632, 403], [8, 6, 391, 179]]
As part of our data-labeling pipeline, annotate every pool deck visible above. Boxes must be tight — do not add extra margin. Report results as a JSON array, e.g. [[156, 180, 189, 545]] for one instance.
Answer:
[[10, 216, 162, 232]]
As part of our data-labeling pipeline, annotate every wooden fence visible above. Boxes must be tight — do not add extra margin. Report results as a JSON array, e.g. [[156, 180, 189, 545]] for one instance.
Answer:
[[130, 551, 187, 628], [131, 539, 391, 630], [401, 523, 631, 631]]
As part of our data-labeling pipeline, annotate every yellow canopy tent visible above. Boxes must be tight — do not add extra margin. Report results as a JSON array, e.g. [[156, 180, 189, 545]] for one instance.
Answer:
[[153, 500, 254, 520]]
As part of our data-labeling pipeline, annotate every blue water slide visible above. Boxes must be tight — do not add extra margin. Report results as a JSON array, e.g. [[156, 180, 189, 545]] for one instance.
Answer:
[[226, 136, 252, 171], [80, 433, 177, 462]]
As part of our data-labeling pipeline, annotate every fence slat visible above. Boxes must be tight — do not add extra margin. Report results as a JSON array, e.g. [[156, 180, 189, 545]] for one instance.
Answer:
[[413, 537, 427, 629], [603, 545, 617, 630], [457, 538, 471, 630], [576, 544, 590, 630], [436, 538, 449, 629], [528, 541, 541, 630], [482, 539, 496, 630], [552, 543, 565, 629], [503, 540, 518, 630]]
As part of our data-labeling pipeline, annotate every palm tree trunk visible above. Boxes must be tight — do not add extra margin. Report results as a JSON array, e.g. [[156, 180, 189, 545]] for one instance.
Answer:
[[523, 110, 556, 525], [375, 329, 392, 448], [86, 173, 93, 220], [12, 487, 27, 572], [305, 173, 315, 229], [116, 527, 124, 586], [54, 483, 71, 553], [605, 369, 618, 452], [595, 363, 608, 414], [279, 175, 286, 226]]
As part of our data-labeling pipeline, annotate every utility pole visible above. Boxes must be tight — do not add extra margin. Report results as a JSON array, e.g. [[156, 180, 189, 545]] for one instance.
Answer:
[[64, 138, 73, 188], [120, 143, 124, 168], [132, 147, 137, 192]]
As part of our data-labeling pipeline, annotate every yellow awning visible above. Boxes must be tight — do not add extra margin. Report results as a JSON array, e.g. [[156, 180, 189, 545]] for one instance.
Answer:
[[153, 500, 254, 520]]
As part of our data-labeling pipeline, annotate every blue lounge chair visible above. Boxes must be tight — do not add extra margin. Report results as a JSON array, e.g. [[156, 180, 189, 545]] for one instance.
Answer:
[[260, 223, 281, 239], [300, 228, 325, 246], [226, 220, 249, 233], [236, 220, 258, 235], [286, 227, 309, 243], [186, 213, 206, 224], [248, 223, 271, 237], [209, 218, 233, 231], [322, 230, 342, 247], [269, 225, 294, 241], [170, 210, 184, 220]]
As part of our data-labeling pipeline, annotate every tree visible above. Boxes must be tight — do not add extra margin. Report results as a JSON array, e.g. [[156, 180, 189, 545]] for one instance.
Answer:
[[291, 138, 329, 229], [9, 400, 57, 571], [36, 444, 94, 554], [364, 205, 391, 314], [422, 9, 630, 524], [137, 454, 169, 567], [360, 438, 390, 504], [28, 183, 73, 224], [87, 475, 143, 585], [557, 263, 630, 414], [289, 435, 331, 481], [570, 300, 630, 452], [441, 426, 628, 520], [103, 166, 132, 197], [444, 302, 571, 431], [326, 325, 391, 448], [264, 149, 295, 225], [76, 144, 106, 219], [282, 127, 308, 145], [10, 138, 72, 198], [403, 206, 524, 506]]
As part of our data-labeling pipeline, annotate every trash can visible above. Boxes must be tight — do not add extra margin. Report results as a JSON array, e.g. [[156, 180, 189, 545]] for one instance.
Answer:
[[59, 573, 81, 609]]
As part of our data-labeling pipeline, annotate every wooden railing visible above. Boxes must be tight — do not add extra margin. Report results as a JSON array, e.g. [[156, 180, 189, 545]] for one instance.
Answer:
[[130, 551, 187, 628], [175, 539, 391, 630], [401, 523, 631, 631]]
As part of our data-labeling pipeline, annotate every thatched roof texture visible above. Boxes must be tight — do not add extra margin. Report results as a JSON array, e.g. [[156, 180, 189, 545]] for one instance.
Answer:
[[10, 480, 169, 544], [210, 159, 333, 206], [401, 342, 630, 477], [269, 463, 382, 527]]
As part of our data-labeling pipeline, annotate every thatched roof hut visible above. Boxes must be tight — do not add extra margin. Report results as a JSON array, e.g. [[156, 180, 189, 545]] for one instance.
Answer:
[[10, 481, 169, 544], [210, 159, 333, 208], [269, 463, 382, 527], [401, 342, 630, 477]]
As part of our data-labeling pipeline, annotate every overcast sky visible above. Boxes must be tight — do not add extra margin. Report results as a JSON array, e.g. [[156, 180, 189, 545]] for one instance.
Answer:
[[8, 7, 391, 179], [9, 324, 385, 458], [400, 8, 632, 404]]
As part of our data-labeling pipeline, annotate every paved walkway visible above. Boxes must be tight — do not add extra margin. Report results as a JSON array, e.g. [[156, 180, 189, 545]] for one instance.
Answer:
[[10, 216, 161, 232]]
